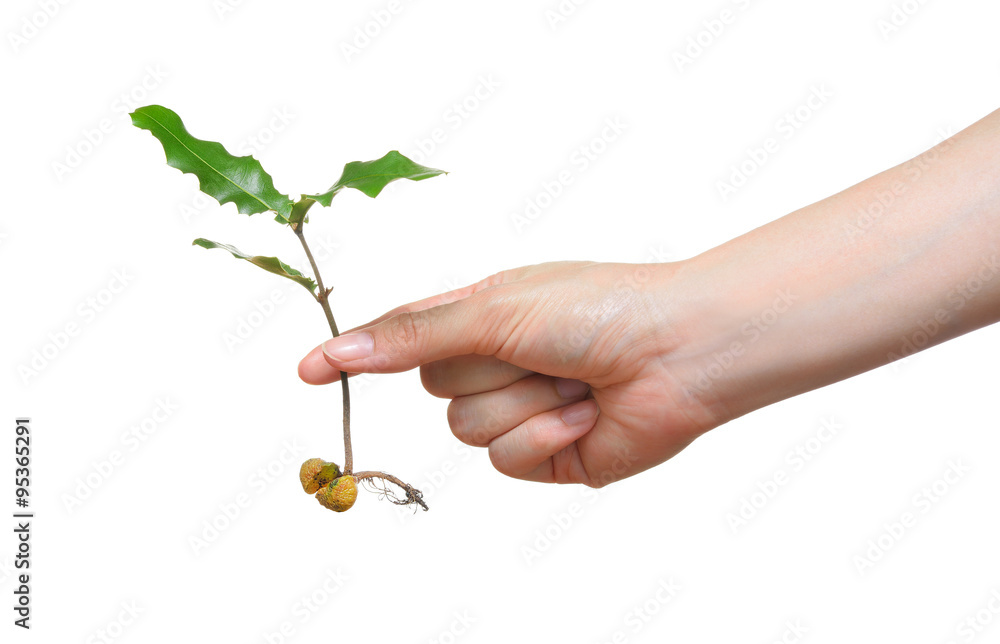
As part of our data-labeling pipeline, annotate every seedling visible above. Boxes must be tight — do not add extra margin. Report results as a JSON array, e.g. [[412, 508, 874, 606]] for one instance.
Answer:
[[131, 105, 443, 513]]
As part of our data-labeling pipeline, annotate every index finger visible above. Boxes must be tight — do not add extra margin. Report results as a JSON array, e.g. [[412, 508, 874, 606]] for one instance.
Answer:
[[298, 269, 519, 385]]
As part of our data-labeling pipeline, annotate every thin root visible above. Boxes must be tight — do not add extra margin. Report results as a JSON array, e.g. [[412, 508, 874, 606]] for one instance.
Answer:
[[353, 471, 429, 512]]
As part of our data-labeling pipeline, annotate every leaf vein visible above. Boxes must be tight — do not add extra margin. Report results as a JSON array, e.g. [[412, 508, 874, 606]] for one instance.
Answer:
[[141, 111, 273, 212]]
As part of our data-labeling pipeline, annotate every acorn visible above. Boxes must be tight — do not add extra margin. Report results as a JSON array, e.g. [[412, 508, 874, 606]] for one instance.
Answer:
[[299, 458, 342, 494], [316, 476, 358, 512]]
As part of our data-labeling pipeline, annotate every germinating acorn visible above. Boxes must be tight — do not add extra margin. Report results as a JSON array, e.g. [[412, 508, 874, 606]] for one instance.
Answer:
[[316, 476, 358, 512], [299, 458, 342, 494]]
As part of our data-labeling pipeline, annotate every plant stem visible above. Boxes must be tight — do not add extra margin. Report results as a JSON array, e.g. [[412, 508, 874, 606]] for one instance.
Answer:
[[293, 225, 353, 474], [292, 218, 426, 511]]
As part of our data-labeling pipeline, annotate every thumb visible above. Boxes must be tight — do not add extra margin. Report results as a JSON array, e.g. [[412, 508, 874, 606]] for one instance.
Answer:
[[319, 295, 508, 374]]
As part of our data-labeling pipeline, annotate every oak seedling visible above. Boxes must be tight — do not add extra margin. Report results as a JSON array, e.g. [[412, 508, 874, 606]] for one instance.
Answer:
[[131, 105, 443, 513]]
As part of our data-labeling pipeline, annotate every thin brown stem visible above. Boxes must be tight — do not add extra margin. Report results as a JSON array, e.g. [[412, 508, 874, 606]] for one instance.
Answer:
[[292, 217, 425, 511], [294, 225, 352, 474]]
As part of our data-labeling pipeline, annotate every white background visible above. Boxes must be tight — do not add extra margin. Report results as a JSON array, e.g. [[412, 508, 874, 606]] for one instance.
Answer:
[[3, 0, 1000, 641]]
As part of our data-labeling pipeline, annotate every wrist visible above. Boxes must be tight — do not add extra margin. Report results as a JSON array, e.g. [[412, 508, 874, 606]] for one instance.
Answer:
[[662, 253, 808, 425], [650, 110, 1000, 428]]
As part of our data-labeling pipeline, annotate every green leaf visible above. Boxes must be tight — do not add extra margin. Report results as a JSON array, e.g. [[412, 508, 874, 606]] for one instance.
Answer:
[[303, 150, 446, 206], [285, 197, 315, 229], [131, 105, 293, 220], [192, 238, 317, 295]]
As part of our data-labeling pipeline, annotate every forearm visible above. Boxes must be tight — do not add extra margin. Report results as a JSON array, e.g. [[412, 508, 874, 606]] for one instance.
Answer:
[[674, 108, 1000, 423]]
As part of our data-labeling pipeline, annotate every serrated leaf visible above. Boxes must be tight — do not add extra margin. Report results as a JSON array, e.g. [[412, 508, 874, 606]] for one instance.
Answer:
[[131, 105, 293, 220], [192, 238, 317, 295], [302, 150, 446, 207]]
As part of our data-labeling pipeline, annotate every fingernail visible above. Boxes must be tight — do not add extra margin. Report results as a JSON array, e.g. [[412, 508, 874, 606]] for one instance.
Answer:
[[561, 400, 599, 426], [555, 378, 590, 399], [322, 334, 374, 362]]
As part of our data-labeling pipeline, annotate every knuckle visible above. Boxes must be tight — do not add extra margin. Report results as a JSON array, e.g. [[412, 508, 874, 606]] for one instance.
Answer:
[[387, 311, 422, 353], [487, 442, 515, 477], [497, 359, 528, 385], [477, 269, 510, 291], [446, 399, 469, 440], [447, 398, 497, 447], [419, 363, 449, 398]]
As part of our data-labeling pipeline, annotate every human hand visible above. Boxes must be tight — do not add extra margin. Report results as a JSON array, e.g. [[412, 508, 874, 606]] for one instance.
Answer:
[[298, 261, 724, 487], [299, 109, 1000, 489]]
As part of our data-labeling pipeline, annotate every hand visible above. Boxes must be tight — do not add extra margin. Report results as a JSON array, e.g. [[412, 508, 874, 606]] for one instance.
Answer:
[[299, 108, 1000, 488], [298, 261, 724, 487]]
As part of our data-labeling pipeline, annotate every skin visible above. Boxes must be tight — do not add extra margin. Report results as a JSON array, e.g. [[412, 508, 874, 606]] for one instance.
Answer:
[[298, 107, 1000, 488]]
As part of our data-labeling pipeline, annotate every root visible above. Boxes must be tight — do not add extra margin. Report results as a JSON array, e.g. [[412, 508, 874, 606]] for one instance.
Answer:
[[353, 471, 429, 512]]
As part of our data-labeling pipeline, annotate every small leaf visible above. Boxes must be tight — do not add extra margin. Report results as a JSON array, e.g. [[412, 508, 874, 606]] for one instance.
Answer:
[[303, 150, 446, 206], [286, 197, 315, 229], [131, 105, 293, 220], [192, 238, 317, 294]]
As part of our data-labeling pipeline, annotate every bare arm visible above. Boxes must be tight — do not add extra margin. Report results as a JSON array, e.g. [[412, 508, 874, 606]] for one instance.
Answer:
[[299, 108, 1000, 486], [678, 108, 1000, 423]]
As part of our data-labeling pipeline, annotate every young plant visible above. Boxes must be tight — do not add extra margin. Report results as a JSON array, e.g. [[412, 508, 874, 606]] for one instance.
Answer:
[[130, 105, 443, 513]]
